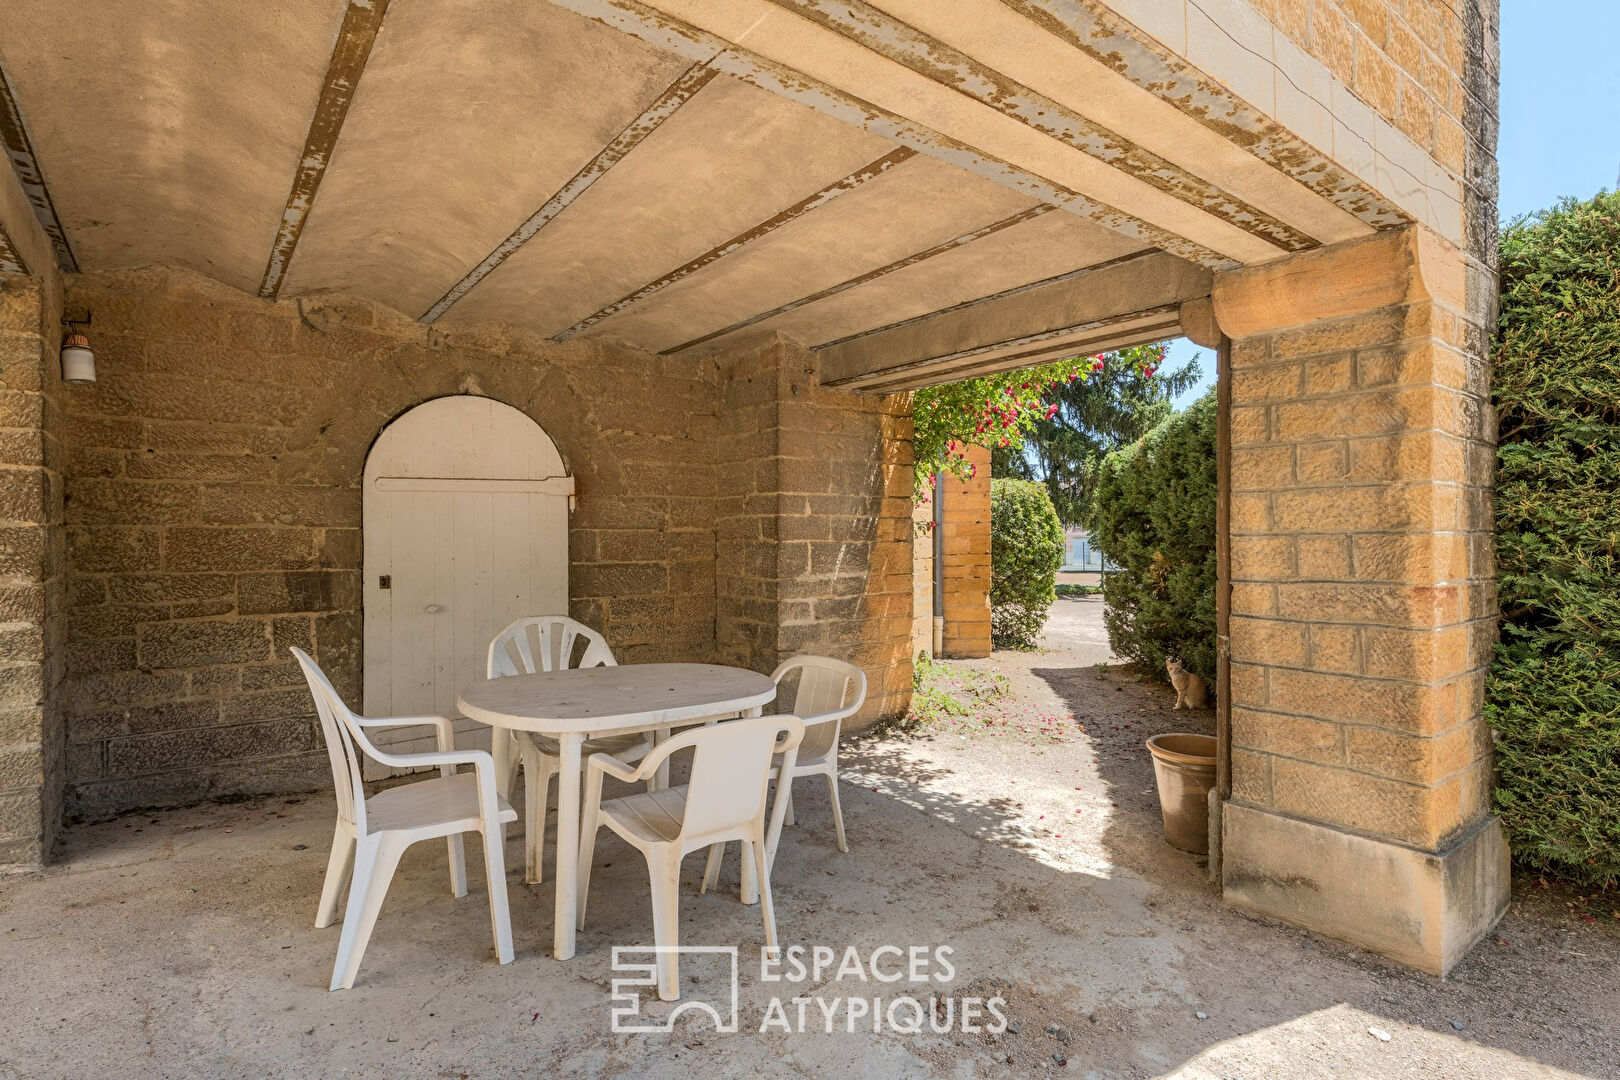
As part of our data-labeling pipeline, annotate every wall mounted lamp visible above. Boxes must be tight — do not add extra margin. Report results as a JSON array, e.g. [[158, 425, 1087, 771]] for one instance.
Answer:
[[61, 316, 95, 383]]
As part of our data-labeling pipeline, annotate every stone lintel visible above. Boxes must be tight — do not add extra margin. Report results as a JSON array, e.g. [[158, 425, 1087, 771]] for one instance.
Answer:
[[1212, 225, 1472, 340]]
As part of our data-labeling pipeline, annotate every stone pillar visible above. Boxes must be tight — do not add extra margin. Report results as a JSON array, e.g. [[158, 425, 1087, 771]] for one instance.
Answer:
[[939, 445, 991, 658], [0, 273, 66, 870], [715, 335, 915, 727], [1212, 226, 1506, 975]]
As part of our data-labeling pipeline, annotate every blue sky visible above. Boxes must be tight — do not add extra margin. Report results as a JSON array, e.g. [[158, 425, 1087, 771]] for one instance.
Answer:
[[1169, 2, 1620, 407]]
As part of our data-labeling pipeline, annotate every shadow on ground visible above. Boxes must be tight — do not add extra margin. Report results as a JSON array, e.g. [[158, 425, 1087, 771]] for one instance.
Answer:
[[0, 598, 1615, 1078]]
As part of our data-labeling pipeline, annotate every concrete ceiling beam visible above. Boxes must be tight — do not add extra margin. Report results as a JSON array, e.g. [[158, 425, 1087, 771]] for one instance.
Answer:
[[258, 0, 393, 300], [547, 0, 1241, 270], [555, 144, 917, 340], [420, 62, 719, 323], [816, 249, 1210, 388], [0, 61, 73, 272], [764, 0, 1318, 253]]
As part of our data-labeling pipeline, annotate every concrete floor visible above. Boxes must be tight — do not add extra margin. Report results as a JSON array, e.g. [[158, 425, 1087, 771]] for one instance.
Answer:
[[1, 596, 1615, 1079]]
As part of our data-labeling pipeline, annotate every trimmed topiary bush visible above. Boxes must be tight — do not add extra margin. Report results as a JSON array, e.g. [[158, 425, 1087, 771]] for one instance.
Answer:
[[1084, 390, 1217, 686], [989, 478, 1065, 649], [1487, 193, 1620, 887]]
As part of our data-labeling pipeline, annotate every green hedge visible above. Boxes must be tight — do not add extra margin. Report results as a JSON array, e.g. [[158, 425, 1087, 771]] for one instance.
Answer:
[[1084, 390, 1217, 685], [1488, 193, 1620, 886], [989, 479, 1065, 649]]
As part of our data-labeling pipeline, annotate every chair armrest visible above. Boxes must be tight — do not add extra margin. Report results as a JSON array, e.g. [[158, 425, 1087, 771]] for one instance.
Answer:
[[352, 714, 457, 752], [586, 751, 642, 783]]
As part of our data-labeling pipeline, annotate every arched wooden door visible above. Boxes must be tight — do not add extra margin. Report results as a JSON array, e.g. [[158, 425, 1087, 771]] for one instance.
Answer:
[[363, 396, 571, 766]]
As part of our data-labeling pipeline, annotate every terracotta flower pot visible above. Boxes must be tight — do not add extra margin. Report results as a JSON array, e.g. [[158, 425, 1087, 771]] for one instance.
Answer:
[[1146, 733, 1217, 854]]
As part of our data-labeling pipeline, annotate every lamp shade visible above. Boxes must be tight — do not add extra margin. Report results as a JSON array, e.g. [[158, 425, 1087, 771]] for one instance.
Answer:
[[60, 332, 95, 383]]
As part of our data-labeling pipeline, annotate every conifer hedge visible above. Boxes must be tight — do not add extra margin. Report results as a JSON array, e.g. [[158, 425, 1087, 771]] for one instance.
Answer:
[[1488, 193, 1620, 886], [988, 479, 1066, 649], [1084, 390, 1218, 685]]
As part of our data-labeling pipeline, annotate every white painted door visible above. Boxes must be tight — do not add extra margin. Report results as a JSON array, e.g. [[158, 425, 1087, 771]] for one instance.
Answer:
[[363, 396, 571, 772]]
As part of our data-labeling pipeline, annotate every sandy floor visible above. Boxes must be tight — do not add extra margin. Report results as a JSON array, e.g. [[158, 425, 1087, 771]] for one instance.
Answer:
[[1, 595, 1615, 1079]]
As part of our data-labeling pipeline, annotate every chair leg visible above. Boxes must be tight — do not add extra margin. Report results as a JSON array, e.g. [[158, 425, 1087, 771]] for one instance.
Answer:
[[330, 834, 406, 991], [648, 852, 683, 1001], [525, 747, 555, 886], [784, 784, 796, 827], [752, 833, 778, 949], [825, 768, 848, 853], [315, 822, 355, 929], [446, 834, 468, 898], [701, 842, 725, 894], [481, 823, 514, 965], [576, 811, 601, 932]]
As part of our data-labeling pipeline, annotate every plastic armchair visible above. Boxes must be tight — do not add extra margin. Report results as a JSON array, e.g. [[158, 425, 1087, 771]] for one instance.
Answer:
[[291, 647, 517, 991], [701, 656, 865, 894], [486, 615, 654, 884], [576, 714, 805, 1001]]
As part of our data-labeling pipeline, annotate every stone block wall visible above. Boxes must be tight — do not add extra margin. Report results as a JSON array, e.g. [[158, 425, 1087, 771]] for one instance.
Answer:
[[940, 445, 992, 659], [34, 268, 912, 825], [911, 486, 933, 659], [1212, 225, 1506, 973], [716, 336, 915, 725], [0, 274, 65, 867]]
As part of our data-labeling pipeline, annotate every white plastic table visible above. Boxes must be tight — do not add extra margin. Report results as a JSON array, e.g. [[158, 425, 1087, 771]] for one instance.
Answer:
[[457, 662, 777, 960]]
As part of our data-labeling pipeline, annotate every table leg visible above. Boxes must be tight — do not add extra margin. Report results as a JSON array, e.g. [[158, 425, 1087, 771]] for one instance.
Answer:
[[652, 727, 671, 791], [553, 732, 585, 961], [490, 725, 513, 850], [490, 724, 513, 800]]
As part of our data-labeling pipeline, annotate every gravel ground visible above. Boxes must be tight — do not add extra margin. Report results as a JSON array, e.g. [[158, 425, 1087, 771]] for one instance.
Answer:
[[0, 595, 1614, 1079], [843, 594, 1620, 1078]]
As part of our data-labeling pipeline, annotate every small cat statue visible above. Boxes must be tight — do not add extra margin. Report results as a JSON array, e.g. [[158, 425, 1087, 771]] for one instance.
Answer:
[[1165, 657, 1210, 710]]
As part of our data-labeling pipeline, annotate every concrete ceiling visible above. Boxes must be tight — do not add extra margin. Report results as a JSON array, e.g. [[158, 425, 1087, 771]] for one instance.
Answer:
[[0, 0, 1410, 388]]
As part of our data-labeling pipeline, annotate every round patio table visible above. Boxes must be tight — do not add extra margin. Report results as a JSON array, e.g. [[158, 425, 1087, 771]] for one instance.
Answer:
[[458, 663, 777, 960]]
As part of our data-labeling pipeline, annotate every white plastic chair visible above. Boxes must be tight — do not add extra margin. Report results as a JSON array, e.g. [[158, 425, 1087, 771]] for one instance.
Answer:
[[701, 656, 865, 894], [291, 647, 516, 991], [577, 714, 805, 1001], [768, 655, 867, 849], [487, 616, 654, 884]]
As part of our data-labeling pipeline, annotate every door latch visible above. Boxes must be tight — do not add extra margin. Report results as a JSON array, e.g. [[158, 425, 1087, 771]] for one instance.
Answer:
[[378, 575, 391, 589]]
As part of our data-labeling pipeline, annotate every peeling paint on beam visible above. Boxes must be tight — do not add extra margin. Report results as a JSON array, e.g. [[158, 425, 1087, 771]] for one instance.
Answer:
[[766, 0, 1315, 252], [838, 302, 1185, 383], [0, 61, 75, 272], [660, 203, 1054, 355], [258, 0, 391, 300], [555, 146, 918, 341], [1000, 0, 1411, 232], [421, 63, 718, 323], [546, 0, 1236, 270], [0, 223, 26, 275], [813, 248, 1155, 352], [836, 307, 1183, 390]]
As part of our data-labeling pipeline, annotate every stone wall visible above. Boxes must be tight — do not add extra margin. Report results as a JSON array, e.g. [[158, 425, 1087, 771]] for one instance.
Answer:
[[939, 445, 992, 659], [911, 486, 934, 660], [45, 268, 912, 823], [715, 335, 915, 725], [0, 273, 66, 867], [1212, 225, 1506, 974], [1244, 0, 1500, 265]]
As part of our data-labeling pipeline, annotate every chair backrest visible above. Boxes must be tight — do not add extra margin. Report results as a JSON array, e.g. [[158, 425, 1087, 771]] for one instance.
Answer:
[[488, 615, 615, 678], [291, 646, 376, 833], [771, 655, 866, 760], [651, 715, 804, 843]]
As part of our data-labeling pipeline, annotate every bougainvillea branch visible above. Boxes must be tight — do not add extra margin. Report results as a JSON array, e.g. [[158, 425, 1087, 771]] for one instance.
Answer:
[[910, 350, 1158, 496]]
